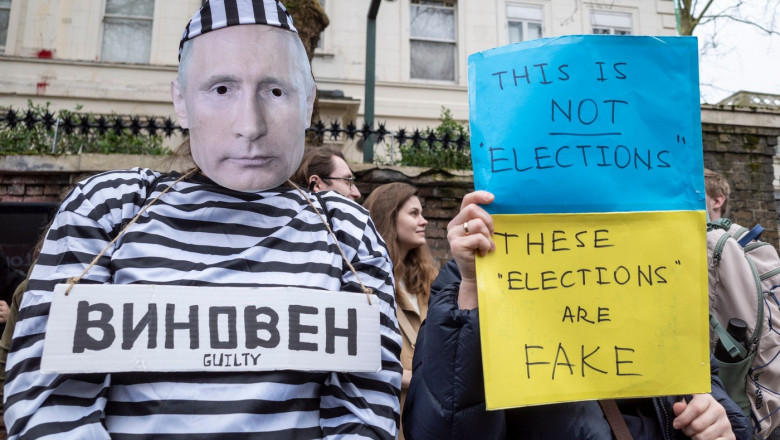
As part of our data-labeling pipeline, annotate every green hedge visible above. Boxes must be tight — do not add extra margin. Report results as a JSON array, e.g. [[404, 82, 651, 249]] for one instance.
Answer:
[[399, 107, 471, 170], [0, 101, 170, 155]]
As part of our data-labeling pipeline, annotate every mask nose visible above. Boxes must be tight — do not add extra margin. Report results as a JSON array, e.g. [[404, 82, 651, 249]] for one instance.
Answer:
[[235, 92, 267, 141]]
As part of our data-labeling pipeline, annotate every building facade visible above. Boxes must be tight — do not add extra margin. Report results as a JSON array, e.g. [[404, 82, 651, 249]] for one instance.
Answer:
[[0, 0, 678, 158], [314, 0, 676, 128]]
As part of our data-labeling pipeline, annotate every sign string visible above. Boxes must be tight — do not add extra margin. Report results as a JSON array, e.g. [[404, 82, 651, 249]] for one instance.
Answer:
[[63, 170, 374, 306], [287, 180, 374, 305]]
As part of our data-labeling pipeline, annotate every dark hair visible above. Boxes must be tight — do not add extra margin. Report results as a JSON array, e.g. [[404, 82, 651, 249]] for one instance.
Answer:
[[363, 182, 437, 300], [290, 146, 348, 190]]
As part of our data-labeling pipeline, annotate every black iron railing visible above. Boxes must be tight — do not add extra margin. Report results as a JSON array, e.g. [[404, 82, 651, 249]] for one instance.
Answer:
[[0, 108, 471, 167]]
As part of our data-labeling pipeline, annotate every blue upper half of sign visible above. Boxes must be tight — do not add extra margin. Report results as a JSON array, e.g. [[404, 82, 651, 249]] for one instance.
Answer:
[[468, 35, 704, 214]]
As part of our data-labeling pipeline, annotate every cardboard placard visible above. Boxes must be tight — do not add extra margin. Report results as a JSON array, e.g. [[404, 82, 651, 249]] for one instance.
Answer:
[[468, 35, 703, 215], [468, 35, 709, 409], [477, 211, 709, 408], [42, 284, 381, 374]]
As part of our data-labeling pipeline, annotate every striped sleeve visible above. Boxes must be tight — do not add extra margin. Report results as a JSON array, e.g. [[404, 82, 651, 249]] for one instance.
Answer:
[[4, 169, 157, 440], [319, 208, 402, 440]]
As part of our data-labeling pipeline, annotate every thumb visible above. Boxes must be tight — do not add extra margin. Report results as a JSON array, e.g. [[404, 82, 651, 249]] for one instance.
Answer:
[[672, 400, 687, 417]]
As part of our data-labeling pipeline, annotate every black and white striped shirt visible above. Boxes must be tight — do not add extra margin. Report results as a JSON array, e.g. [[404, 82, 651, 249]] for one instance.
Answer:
[[4, 168, 402, 440]]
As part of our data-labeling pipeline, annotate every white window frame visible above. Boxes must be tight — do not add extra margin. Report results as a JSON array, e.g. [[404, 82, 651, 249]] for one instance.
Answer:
[[100, 0, 155, 64], [0, 0, 11, 50], [591, 10, 633, 35], [507, 3, 543, 44], [409, 0, 457, 82]]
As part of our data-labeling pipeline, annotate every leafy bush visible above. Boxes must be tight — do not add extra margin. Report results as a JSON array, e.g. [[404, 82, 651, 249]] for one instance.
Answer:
[[0, 101, 170, 155], [399, 107, 471, 170]]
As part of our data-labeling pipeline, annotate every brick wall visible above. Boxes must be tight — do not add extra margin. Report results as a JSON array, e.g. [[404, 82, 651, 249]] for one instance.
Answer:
[[0, 173, 79, 203], [702, 112, 780, 246], [354, 166, 473, 266]]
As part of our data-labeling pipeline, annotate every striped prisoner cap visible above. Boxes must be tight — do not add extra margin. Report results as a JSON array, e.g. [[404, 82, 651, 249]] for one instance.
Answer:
[[179, 0, 297, 61]]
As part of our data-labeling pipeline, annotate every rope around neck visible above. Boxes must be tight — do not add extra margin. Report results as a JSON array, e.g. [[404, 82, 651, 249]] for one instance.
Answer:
[[63, 170, 374, 306]]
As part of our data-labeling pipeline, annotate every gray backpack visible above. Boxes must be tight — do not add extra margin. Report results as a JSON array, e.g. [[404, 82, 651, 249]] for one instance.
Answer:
[[708, 218, 780, 439]]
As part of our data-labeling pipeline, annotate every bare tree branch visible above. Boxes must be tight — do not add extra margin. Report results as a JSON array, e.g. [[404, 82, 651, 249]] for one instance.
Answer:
[[678, 0, 778, 36], [726, 16, 780, 35]]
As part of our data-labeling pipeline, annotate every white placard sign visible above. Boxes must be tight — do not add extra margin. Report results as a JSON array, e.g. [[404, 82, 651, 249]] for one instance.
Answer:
[[42, 284, 381, 374]]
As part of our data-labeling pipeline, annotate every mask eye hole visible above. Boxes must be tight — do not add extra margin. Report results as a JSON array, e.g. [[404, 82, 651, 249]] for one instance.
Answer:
[[272, 88, 283, 97], [216, 85, 228, 95]]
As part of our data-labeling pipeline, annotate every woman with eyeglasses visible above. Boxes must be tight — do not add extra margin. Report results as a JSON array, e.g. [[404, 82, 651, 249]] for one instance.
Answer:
[[363, 182, 438, 440], [291, 146, 361, 201]]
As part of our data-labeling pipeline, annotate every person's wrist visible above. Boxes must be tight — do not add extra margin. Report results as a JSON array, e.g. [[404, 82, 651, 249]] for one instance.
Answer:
[[458, 277, 479, 310]]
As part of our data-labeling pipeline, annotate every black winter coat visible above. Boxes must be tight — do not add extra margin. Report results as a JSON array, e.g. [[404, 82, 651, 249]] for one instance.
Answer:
[[403, 260, 752, 440]]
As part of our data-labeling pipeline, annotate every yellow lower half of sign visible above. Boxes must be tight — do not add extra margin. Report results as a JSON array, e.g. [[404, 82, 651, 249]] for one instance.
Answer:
[[476, 210, 709, 409]]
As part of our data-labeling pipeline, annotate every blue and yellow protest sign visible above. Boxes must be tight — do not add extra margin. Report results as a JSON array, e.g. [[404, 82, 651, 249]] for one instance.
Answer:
[[468, 35, 709, 409], [469, 35, 703, 215]]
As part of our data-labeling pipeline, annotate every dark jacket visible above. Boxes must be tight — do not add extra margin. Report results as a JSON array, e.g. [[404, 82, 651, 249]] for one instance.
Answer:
[[403, 259, 752, 440]]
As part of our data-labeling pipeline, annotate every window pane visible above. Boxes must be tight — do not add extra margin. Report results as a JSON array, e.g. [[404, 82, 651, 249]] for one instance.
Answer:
[[527, 21, 542, 40], [410, 40, 455, 81], [101, 17, 152, 63], [0, 9, 9, 47], [106, 0, 154, 17], [592, 27, 611, 35], [410, 5, 454, 41], [508, 21, 523, 44]]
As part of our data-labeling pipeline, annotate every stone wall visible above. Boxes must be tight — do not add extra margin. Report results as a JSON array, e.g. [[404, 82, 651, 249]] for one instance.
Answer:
[[353, 165, 473, 266], [701, 106, 780, 247]]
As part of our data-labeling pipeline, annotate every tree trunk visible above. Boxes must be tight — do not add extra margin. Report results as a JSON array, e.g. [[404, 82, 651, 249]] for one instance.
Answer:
[[282, 0, 329, 133]]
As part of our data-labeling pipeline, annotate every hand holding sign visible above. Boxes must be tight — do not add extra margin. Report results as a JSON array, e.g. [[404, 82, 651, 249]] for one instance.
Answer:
[[672, 394, 735, 439], [446, 191, 496, 310]]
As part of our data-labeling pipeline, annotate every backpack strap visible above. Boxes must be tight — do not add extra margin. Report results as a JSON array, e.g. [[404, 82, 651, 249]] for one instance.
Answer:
[[707, 217, 732, 232], [598, 399, 633, 440], [737, 224, 765, 247], [710, 229, 765, 358], [744, 250, 766, 352]]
